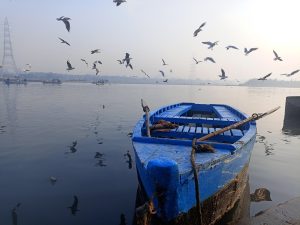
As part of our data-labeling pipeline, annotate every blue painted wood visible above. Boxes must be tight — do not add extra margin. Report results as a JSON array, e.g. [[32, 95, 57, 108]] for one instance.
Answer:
[[132, 102, 256, 221]]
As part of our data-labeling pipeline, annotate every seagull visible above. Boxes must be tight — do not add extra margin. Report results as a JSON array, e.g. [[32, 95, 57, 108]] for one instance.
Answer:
[[94, 60, 102, 65], [58, 37, 70, 46], [57, 16, 71, 32], [81, 59, 88, 67], [258, 72, 272, 80], [226, 45, 239, 50], [126, 63, 133, 70], [244, 47, 258, 56], [202, 41, 218, 50], [95, 67, 100, 75], [113, 0, 126, 6], [117, 60, 123, 64], [91, 49, 100, 54], [273, 50, 283, 61], [162, 59, 168, 66], [141, 70, 150, 78], [163, 79, 168, 83], [219, 69, 228, 80], [123, 53, 132, 67], [193, 22, 206, 37], [23, 64, 31, 72], [193, 57, 201, 64], [66, 61, 75, 71], [204, 57, 216, 63], [281, 69, 300, 77], [159, 70, 165, 77]]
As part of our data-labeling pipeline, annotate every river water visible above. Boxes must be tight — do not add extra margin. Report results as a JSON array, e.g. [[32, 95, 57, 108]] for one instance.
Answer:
[[0, 82, 299, 225]]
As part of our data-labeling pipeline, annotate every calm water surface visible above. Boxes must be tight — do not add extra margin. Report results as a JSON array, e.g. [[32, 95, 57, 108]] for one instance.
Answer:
[[0, 83, 300, 225]]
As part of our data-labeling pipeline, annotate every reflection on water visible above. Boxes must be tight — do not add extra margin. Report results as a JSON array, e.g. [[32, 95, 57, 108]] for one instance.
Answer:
[[250, 188, 272, 202], [1, 83, 300, 225], [68, 195, 79, 216], [11, 203, 21, 225]]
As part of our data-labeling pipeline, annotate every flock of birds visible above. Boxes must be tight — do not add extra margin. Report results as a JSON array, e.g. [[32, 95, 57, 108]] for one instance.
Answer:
[[193, 21, 300, 81], [52, 12, 299, 83]]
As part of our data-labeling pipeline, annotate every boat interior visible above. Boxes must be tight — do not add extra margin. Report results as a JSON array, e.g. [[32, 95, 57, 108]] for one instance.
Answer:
[[142, 103, 250, 144]]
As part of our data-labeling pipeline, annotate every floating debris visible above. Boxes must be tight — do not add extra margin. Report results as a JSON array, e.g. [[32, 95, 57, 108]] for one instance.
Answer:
[[250, 188, 272, 202], [49, 176, 57, 184]]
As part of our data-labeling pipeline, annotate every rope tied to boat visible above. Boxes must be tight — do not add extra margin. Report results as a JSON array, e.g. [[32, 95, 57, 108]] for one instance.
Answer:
[[150, 120, 179, 132], [191, 138, 203, 225]]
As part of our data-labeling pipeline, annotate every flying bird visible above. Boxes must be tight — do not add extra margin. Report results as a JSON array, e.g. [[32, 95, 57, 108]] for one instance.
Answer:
[[202, 41, 218, 50], [57, 16, 71, 32], [141, 70, 150, 78], [94, 60, 102, 65], [159, 70, 165, 77], [193, 22, 206, 37], [123, 53, 132, 67], [162, 59, 168, 66], [113, 0, 126, 6], [219, 69, 228, 80], [226, 45, 239, 50], [204, 57, 216, 63], [126, 63, 133, 70], [163, 79, 168, 83], [23, 64, 31, 72], [91, 49, 100, 54], [81, 59, 88, 67], [244, 47, 258, 56], [58, 37, 70, 46], [281, 69, 300, 77], [258, 72, 272, 80], [273, 50, 283, 61], [193, 57, 201, 64], [95, 67, 100, 75], [66, 61, 75, 71]]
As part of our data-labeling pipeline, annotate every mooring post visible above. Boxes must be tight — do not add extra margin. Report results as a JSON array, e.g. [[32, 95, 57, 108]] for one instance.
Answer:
[[141, 99, 151, 137]]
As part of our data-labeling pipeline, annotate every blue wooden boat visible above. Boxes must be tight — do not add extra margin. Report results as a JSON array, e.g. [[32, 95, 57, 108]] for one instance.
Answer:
[[132, 102, 257, 224]]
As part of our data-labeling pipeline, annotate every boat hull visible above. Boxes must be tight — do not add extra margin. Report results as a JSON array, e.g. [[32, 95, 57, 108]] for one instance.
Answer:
[[133, 136, 255, 223]]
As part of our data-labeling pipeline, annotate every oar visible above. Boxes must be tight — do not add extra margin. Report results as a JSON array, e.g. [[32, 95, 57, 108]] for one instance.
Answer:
[[196, 106, 280, 142]]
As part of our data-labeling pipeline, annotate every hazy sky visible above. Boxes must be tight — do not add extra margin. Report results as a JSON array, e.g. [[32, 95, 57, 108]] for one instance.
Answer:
[[1, 0, 300, 81]]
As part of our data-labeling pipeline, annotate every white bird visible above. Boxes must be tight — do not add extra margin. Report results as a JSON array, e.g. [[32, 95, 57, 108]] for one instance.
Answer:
[[193, 22, 206, 37], [113, 0, 126, 6], [66, 60, 75, 71], [202, 41, 218, 50], [23, 64, 31, 72], [159, 70, 165, 77], [281, 69, 300, 77], [162, 59, 168, 66], [226, 45, 239, 50], [244, 47, 258, 56], [204, 57, 216, 63], [193, 57, 201, 64], [219, 69, 228, 80], [141, 70, 150, 78], [258, 73, 272, 80], [273, 50, 282, 61], [58, 37, 70, 46]]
